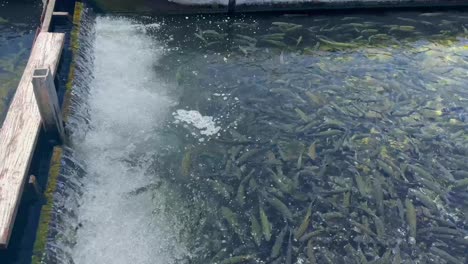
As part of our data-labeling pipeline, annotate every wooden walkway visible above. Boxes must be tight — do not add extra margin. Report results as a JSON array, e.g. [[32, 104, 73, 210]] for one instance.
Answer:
[[0, 0, 64, 248]]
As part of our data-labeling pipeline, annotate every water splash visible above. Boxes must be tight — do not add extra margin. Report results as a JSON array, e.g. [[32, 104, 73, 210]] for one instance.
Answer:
[[43, 11, 192, 264], [70, 16, 188, 264]]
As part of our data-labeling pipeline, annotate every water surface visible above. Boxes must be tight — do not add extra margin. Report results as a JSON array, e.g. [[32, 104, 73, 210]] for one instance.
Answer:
[[0, 0, 41, 124], [56, 10, 468, 264]]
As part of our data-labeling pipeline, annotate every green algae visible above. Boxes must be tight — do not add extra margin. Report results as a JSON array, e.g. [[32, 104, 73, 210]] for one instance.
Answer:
[[63, 1, 83, 122], [31, 147, 63, 264]]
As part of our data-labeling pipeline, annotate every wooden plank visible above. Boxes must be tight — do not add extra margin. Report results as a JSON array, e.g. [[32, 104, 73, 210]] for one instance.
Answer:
[[41, 0, 56, 32], [0, 32, 64, 249]]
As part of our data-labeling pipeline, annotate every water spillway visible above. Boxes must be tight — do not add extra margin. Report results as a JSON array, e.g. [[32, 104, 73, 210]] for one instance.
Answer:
[[70, 16, 188, 264]]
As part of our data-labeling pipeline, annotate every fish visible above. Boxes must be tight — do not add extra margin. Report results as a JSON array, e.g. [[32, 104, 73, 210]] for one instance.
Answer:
[[405, 198, 417, 243], [294, 201, 313, 239], [408, 164, 434, 180], [451, 178, 468, 190], [235, 178, 247, 205], [262, 39, 288, 48], [181, 149, 192, 176], [285, 230, 293, 264], [271, 225, 288, 259], [236, 148, 262, 165], [417, 226, 462, 236], [307, 239, 317, 264], [377, 159, 394, 177], [194, 32, 207, 43], [368, 33, 391, 42], [210, 179, 233, 200], [322, 212, 345, 221], [343, 191, 351, 210], [350, 219, 378, 238], [266, 167, 294, 194], [126, 182, 161, 197], [221, 207, 243, 239], [260, 33, 285, 40], [373, 215, 385, 240], [361, 29, 380, 35], [408, 188, 438, 212], [314, 129, 343, 137], [265, 194, 294, 221], [372, 177, 384, 216], [429, 247, 463, 264], [280, 24, 303, 33], [235, 34, 257, 43], [0, 17, 9, 24], [389, 25, 416, 32], [250, 214, 263, 246], [316, 35, 358, 48], [202, 29, 226, 39], [299, 228, 326, 242], [419, 12, 444, 17], [296, 36, 303, 47], [219, 255, 256, 264], [236, 169, 255, 206], [305, 91, 326, 106], [344, 244, 361, 264], [353, 170, 368, 197], [295, 107, 310, 122], [248, 178, 258, 193], [272, 21, 301, 27], [260, 205, 272, 241], [297, 151, 303, 169], [307, 142, 317, 161]]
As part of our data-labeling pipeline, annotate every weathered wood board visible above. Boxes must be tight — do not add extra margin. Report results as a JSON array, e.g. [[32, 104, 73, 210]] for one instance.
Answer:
[[0, 32, 65, 248], [41, 0, 57, 32]]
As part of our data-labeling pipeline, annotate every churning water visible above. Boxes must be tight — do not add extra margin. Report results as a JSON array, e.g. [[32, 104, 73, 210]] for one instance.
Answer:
[[70, 17, 188, 264], [44, 6, 468, 264], [44, 10, 191, 264]]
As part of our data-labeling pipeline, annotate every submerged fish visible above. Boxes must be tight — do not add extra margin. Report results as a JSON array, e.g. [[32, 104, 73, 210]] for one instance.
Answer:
[[260, 205, 272, 241], [405, 198, 417, 243], [271, 225, 288, 259]]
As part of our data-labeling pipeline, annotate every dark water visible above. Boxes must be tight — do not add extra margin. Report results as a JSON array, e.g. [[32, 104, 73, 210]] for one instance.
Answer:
[[0, 0, 42, 124], [49, 8, 468, 264], [143, 11, 468, 264]]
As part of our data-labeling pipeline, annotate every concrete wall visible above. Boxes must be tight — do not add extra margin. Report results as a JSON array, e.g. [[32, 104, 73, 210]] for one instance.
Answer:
[[89, 0, 468, 14]]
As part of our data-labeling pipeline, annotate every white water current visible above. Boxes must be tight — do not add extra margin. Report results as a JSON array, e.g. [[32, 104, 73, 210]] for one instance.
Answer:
[[70, 17, 188, 264]]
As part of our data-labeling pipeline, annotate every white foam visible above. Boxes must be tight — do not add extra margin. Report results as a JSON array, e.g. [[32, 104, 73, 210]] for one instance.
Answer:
[[71, 16, 187, 264], [173, 109, 221, 136]]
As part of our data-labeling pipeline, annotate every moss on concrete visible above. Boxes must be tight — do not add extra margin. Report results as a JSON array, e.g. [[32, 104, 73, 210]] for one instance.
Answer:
[[62, 1, 82, 122], [31, 147, 63, 264]]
